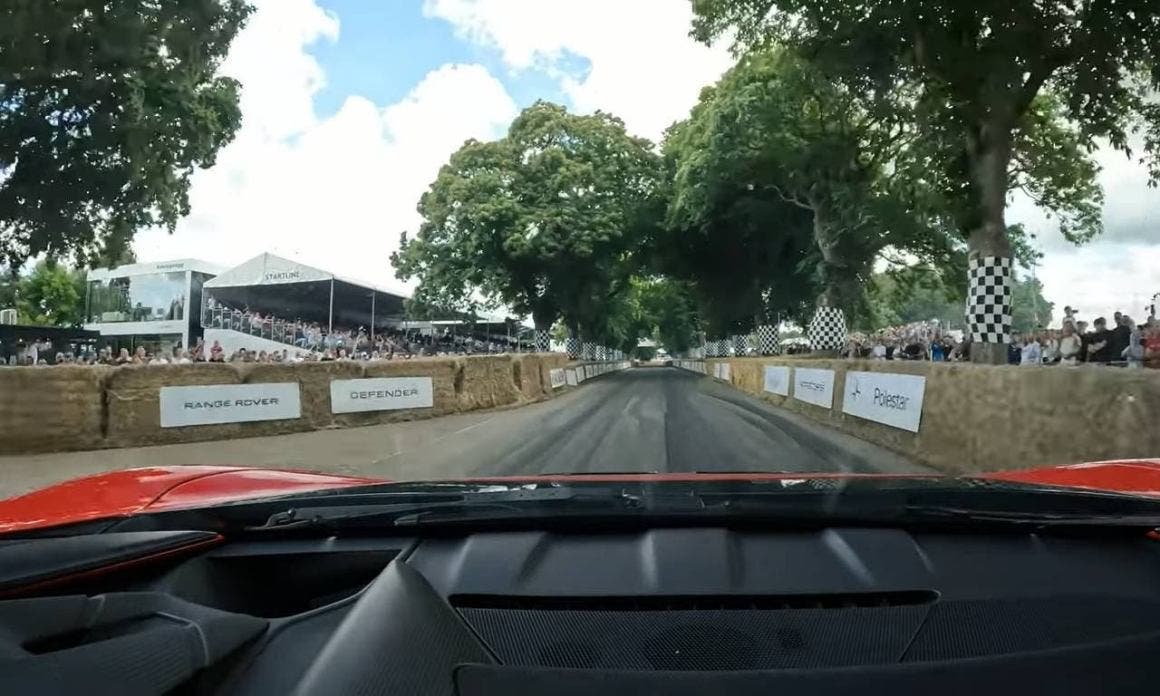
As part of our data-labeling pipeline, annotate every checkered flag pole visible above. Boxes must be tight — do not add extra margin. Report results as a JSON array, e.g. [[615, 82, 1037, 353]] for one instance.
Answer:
[[967, 256, 1013, 344], [534, 330, 551, 353], [756, 324, 779, 355], [807, 306, 847, 352], [582, 341, 596, 360], [565, 337, 580, 359], [732, 334, 747, 356], [596, 345, 607, 361]]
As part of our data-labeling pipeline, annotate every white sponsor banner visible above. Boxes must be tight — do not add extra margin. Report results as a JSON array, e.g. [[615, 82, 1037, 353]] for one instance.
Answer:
[[842, 371, 926, 432], [718, 362, 731, 382], [160, 383, 301, 428], [565, 368, 579, 386], [792, 367, 835, 409], [329, 377, 434, 414], [763, 365, 790, 396], [549, 368, 566, 389]]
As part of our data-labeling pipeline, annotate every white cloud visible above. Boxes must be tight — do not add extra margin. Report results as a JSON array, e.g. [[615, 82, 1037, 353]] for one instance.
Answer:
[[423, 0, 734, 140], [133, 0, 518, 292], [1009, 139, 1160, 327]]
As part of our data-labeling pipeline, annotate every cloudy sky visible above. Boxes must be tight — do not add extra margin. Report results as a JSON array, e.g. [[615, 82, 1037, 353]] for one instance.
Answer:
[[133, 0, 1159, 325]]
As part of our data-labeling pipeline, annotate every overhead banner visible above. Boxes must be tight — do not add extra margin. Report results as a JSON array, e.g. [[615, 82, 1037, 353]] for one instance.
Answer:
[[549, 368, 566, 389], [330, 377, 434, 414], [565, 368, 579, 386], [842, 371, 926, 432], [793, 367, 835, 409], [763, 365, 790, 396], [160, 383, 301, 428]]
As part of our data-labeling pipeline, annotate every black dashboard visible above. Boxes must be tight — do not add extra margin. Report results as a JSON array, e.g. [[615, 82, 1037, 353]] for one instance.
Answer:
[[3, 526, 1160, 694]]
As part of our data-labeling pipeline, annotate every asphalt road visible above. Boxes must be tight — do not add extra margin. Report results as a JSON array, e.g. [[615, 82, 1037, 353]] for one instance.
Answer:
[[398, 367, 925, 477], [0, 367, 925, 498]]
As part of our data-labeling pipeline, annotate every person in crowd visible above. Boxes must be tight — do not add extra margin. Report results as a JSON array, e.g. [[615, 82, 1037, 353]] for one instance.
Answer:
[[257, 350, 268, 363], [1086, 317, 1113, 364], [1020, 332, 1041, 366], [1058, 323, 1083, 366], [150, 351, 169, 365], [1062, 306, 1078, 329], [115, 348, 131, 365], [930, 338, 945, 362], [1110, 312, 1132, 362], [1123, 321, 1145, 368], [1146, 324, 1160, 368], [1039, 329, 1058, 364], [1007, 333, 1022, 365]]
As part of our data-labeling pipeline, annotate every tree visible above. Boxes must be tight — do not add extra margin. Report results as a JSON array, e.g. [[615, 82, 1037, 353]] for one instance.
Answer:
[[15, 260, 86, 326], [0, 1, 251, 267], [393, 101, 662, 336], [1011, 275, 1054, 334], [662, 48, 956, 336], [691, 1, 1159, 361]]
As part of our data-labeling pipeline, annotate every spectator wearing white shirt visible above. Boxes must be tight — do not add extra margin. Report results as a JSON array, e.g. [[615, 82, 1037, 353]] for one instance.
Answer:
[[1058, 324, 1082, 366]]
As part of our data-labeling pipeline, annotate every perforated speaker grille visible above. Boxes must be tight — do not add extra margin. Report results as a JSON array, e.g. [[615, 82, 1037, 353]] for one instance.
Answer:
[[459, 596, 1160, 671]]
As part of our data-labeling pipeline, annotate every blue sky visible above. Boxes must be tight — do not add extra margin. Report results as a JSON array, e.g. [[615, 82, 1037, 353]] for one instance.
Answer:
[[312, 0, 577, 120]]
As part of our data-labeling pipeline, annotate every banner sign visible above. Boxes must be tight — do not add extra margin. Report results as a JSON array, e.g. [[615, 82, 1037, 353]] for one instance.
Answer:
[[160, 383, 301, 428], [792, 367, 835, 409], [716, 363, 731, 382], [763, 365, 790, 396], [841, 371, 926, 432], [549, 368, 566, 389], [565, 368, 579, 386], [330, 377, 434, 414]]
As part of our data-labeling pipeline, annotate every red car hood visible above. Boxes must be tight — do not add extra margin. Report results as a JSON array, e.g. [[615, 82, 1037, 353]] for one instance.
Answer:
[[2, 460, 1160, 534]]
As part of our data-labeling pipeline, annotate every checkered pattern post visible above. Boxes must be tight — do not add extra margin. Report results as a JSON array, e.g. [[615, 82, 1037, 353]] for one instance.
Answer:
[[967, 256, 1013, 344], [535, 330, 551, 353], [714, 339, 726, 357], [756, 324, 779, 355], [582, 342, 596, 360], [807, 306, 847, 352], [596, 345, 607, 361], [565, 337, 580, 359], [732, 334, 748, 357]]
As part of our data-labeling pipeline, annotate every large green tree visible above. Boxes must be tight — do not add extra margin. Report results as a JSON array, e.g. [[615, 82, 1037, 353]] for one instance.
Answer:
[[0, 0, 251, 267], [691, 0, 1157, 361], [663, 48, 957, 337], [393, 101, 661, 335]]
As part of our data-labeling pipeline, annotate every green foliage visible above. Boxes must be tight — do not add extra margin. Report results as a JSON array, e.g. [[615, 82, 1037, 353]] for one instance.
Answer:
[[860, 264, 965, 331], [0, 0, 251, 267], [14, 260, 86, 326], [1011, 275, 1054, 334], [392, 101, 661, 331], [690, 1, 1159, 259]]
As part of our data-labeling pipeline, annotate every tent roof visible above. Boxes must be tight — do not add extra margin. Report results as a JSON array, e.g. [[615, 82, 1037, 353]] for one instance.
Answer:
[[205, 252, 409, 298]]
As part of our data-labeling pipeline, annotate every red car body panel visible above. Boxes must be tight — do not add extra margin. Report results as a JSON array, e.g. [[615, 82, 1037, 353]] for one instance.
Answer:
[[1, 459, 1158, 535]]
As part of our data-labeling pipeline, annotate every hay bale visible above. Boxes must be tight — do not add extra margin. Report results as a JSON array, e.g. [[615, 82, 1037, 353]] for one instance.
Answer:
[[457, 355, 521, 410], [0, 366, 109, 453], [241, 361, 364, 430], [104, 363, 254, 448]]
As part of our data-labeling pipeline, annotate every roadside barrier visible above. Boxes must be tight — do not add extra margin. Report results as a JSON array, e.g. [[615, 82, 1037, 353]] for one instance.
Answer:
[[677, 357, 1160, 474], [0, 355, 627, 454]]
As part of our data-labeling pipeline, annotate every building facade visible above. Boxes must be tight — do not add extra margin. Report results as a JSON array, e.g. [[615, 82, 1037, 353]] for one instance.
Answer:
[[85, 259, 224, 356]]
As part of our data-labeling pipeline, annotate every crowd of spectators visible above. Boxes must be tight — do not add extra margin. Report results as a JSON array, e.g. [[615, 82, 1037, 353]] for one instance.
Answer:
[[841, 307, 1160, 368]]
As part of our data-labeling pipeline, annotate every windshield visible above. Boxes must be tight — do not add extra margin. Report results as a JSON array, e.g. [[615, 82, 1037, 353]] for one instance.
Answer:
[[1, 1, 1159, 523]]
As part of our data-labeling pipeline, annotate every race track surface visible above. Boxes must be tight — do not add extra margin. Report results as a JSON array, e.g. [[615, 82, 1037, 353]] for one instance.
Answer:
[[406, 367, 924, 477], [0, 367, 926, 498]]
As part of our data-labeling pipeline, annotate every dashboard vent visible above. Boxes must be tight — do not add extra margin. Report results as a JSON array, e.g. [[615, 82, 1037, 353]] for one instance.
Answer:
[[453, 590, 937, 611]]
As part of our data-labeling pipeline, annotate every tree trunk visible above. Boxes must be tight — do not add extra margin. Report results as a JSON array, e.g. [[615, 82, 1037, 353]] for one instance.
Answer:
[[965, 118, 1015, 365]]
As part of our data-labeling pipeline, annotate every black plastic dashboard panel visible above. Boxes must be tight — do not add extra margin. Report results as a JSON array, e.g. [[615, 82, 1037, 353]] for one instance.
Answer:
[[4, 527, 1160, 694], [0, 530, 220, 595]]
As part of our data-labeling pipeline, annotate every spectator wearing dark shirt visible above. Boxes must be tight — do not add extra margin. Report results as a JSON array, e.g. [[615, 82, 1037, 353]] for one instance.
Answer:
[[1086, 317, 1113, 364], [1109, 313, 1132, 361], [1007, 333, 1022, 365]]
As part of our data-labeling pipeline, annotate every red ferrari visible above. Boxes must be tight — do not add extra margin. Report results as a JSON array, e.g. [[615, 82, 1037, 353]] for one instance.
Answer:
[[2, 461, 1160, 695]]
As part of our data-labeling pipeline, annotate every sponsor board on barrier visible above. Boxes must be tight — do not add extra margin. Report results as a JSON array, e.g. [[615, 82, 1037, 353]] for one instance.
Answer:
[[792, 367, 835, 409], [716, 362, 731, 382], [763, 365, 790, 396], [565, 368, 578, 386], [549, 368, 567, 389], [842, 371, 926, 432], [329, 377, 434, 414], [160, 383, 301, 428]]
